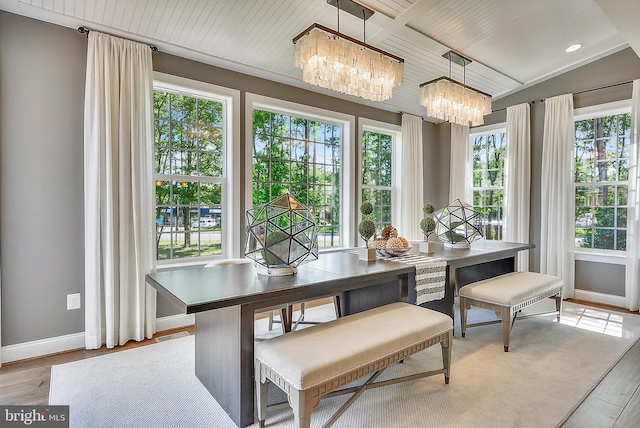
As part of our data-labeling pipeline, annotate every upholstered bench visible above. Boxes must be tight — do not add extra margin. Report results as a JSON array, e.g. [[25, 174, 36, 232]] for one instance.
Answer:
[[459, 271, 563, 352], [255, 302, 453, 428]]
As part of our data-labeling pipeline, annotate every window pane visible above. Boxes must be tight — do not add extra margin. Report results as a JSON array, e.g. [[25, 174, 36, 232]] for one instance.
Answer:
[[252, 109, 342, 248], [154, 88, 228, 261], [471, 130, 506, 241], [574, 111, 629, 251]]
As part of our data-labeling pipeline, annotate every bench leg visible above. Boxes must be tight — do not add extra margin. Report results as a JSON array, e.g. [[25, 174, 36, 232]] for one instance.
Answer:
[[501, 306, 512, 352], [291, 390, 318, 428], [441, 330, 453, 384], [460, 297, 468, 338], [554, 293, 562, 321], [255, 364, 269, 426]]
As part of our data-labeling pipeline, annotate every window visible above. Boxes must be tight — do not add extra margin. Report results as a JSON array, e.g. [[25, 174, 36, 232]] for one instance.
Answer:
[[153, 74, 239, 262], [359, 120, 400, 236], [247, 94, 355, 250], [470, 126, 506, 240], [574, 102, 630, 251]]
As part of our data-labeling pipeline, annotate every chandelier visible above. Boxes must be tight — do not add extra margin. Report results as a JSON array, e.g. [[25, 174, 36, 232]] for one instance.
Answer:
[[292, 0, 404, 102], [420, 51, 492, 127]]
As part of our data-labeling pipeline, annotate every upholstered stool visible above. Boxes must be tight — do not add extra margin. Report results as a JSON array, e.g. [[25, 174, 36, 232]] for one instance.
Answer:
[[459, 272, 563, 352], [255, 302, 453, 428]]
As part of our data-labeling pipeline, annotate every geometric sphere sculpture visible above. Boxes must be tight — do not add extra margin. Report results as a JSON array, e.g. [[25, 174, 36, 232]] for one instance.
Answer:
[[244, 193, 318, 275], [434, 199, 483, 249]]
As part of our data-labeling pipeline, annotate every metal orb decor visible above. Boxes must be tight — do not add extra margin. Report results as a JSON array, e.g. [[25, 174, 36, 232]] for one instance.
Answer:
[[244, 194, 318, 276], [434, 199, 483, 249]]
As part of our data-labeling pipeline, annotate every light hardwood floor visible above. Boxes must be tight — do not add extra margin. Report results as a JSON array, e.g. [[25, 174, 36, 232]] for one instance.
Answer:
[[1, 298, 638, 427]]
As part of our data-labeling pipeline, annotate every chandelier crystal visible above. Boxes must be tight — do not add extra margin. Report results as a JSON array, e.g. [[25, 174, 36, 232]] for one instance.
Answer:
[[419, 52, 492, 127], [293, 24, 404, 102]]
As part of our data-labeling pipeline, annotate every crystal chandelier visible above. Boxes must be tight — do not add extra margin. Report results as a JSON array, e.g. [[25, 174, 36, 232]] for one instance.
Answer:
[[420, 51, 492, 127], [293, 0, 404, 102]]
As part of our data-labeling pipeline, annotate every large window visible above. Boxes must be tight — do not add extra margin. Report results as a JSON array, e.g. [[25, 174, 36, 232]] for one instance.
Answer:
[[251, 108, 344, 248], [359, 121, 400, 236], [471, 127, 506, 240], [153, 75, 239, 262], [574, 103, 630, 251]]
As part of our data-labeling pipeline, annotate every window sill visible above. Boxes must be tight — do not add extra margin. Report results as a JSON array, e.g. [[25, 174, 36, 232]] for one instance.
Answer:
[[574, 249, 626, 265]]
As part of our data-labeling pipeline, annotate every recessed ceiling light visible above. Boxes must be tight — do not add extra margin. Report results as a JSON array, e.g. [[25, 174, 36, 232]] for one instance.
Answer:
[[565, 43, 582, 53]]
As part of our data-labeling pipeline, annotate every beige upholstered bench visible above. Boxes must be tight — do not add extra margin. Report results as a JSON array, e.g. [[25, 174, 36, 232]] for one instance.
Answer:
[[459, 272, 563, 352], [255, 302, 453, 428]]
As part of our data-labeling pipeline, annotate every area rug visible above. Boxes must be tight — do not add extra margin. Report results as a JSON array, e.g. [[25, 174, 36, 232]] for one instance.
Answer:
[[49, 301, 640, 428]]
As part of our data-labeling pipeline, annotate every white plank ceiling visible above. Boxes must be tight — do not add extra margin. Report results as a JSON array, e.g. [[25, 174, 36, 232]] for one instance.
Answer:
[[1, 0, 636, 119]]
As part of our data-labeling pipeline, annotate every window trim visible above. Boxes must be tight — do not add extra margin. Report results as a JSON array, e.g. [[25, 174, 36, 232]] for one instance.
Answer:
[[244, 93, 357, 250], [153, 72, 241, 263], [357, 118, 402, 238], [573, 98, 631, 259]]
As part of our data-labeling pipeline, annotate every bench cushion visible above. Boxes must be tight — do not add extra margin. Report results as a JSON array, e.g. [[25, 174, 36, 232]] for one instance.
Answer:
[[459, 272, 562, 306], [255, 302, 452, 390]]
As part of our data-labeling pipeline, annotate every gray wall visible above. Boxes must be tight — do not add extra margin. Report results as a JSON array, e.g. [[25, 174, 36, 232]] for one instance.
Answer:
[[0, 12, 86, 346], [0, 11, 436, 346], [481, 47, 640, 295]]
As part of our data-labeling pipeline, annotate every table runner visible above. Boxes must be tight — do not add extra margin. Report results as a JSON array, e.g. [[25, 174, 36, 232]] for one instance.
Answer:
[[353, 251, 446, 305]]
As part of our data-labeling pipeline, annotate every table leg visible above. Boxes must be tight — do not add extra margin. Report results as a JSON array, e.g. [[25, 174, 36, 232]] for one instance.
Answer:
[[195, 305, 256, 428]]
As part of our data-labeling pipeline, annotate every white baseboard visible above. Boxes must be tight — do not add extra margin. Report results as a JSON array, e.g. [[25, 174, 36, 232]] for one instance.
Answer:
[[1, 314, 195, 364], [574, 289, 627, 308], [2, 332, 86, 364]]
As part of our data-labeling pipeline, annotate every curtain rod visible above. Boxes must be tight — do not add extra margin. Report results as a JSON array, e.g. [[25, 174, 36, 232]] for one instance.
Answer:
[[491, 80, 634, 113], [78, 27, 158, 51]]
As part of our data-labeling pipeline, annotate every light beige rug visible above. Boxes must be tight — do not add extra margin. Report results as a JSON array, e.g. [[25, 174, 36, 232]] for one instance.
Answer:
[[49, 301, 640, 428]]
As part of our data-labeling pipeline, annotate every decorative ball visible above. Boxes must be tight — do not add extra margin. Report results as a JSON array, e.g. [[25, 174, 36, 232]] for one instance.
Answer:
[[372, 238, 387, 250], [423, 203, 435, 215], [386, 237, 405, 250], [360, 202, 374, 216], [420, 217, 436, 234], [397, 237, 409, 248], [381, 225, 398, 240], [358, 219, 376, 240]]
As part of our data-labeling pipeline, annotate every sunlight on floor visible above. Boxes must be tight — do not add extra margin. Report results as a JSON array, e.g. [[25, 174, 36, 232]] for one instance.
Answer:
[[560, 306, 626, 338]]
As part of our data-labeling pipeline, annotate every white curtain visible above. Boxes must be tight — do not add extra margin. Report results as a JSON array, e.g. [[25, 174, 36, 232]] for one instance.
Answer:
[[504, 103, 531, 272], [400, 114, 424, 240], [449, 123, 471, 203], [626, 79, 640, 311], [84, 31, 156, 349], [540, 94, 575, 298]]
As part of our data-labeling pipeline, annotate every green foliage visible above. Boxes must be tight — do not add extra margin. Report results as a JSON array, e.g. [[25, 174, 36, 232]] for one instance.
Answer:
[[360, 202, 374, 216], [358, 219, 376, 244], [420, 217, 436, 237], [423, 203, 434, 214]]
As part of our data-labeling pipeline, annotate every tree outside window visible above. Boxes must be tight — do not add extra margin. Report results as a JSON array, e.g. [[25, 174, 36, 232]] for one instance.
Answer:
[[471, 131, 506, 240], [361, 130, 393, 237], [252, 109, 342, 248], [154, 89, 224, 260], [574, 113, 629, 251]]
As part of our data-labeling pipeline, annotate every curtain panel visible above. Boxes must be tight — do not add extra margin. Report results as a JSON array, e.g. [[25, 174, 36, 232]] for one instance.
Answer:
[[504, 103, 531, 272], [84, 31, 156, 349], [626, 79, 640, 311], [400, 114, 424, 240], [540, 94, 575, 298], [449, 123, 471, 204]]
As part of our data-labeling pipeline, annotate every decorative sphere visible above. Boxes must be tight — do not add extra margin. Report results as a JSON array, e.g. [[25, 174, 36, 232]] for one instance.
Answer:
[[360, 202, 374, 216], [420, 217, 436, 234], [358, 219, 376, 240], [423, 203, 435, 214]]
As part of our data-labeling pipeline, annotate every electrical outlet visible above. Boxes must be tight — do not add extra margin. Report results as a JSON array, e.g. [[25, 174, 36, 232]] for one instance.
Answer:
[[67, 293, 81, 310]]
